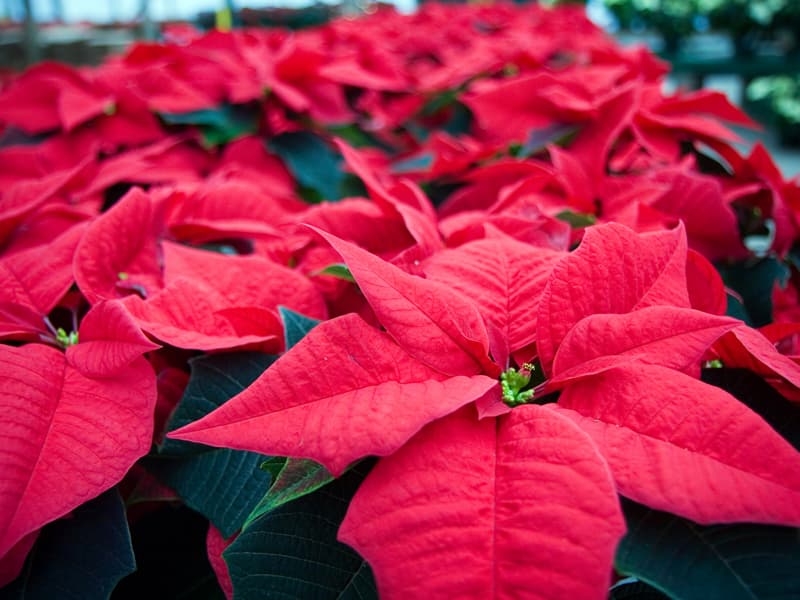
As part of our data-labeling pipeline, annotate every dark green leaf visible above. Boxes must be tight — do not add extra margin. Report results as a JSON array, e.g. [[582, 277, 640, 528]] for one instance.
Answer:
[[154, 352, 277, 537], [701, 368, 800, 450], [145, 451, 272, 539], [1, 489, 135, 600], [268, 131, 345, 202], [327, 124, 393, 151], [716, 257, 789, 327], [441, 102, 473, 137], [615, 497, 800, 600], [419, 88, 461, 117], [111, 504, 225, 600], [725, 291, 751, 324], [311, 263, 356, 283], [160, 352, 276, 457], [225, 461, 378, 600], [243, 458, 335, 530], [610, 578, 671, 599], [160, 104, 258, 147], [260, 457, 288, 480], [279, 306, 321, 350], [391, 152, 434, 174]]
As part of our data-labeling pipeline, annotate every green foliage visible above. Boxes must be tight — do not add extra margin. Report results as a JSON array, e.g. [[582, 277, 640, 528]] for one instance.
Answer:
[[153, 352, 277, 537], [244, 458, 336, 529], [278, 306, 321, 350], [616, 497, 800, 600], [0, 490, 135, 600], [716, 256, 789, 327], [268, 131, 366, 202], [225, 462, 378, 600], [160, 104, 259, 147]]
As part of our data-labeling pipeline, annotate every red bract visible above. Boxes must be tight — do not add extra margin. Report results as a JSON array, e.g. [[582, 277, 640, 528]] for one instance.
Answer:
[[0, 344, 156, 561], [74, 187, 165, 304], [536, 223, 690, 376], [3, 2, 800, 597], [338, 405, 625, 600], [0, 62, 114, 134], [0, 223, 85, 322], [170, 222, 800, 598]]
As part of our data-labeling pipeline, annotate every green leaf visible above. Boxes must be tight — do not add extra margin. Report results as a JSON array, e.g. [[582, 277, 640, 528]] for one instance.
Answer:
[[725, 291, 751, 324], [615, 497, 800, 600], [610, 578, 671, 599], [112, 504, 225, 600], [392, 152, 434, 175], [268, 131, 346, 202], [0, 489, 135, 600], [145, 451, 272, 540], [160, 352, 276, 457], [311, 263, 356, 283], [225, 461, 378, 600], [327, 124, 394, 151], [159, 104, 258, 147], [243, 458, 335, 530], [260, 456, 288, 480], [441, 101, 473, 137], [555, 210, 597, 228], [716, 257, 789, 327], [701, 368, 800, 450], [278, 306, 321, 350], [153, 352, 277, 537]]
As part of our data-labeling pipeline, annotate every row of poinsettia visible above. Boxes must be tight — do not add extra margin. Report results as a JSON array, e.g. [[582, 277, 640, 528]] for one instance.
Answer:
[[1, 2, 799, 598]]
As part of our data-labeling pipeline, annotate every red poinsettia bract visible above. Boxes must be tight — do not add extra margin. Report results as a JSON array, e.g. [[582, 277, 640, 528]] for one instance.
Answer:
[[171, 222, 800, 599]]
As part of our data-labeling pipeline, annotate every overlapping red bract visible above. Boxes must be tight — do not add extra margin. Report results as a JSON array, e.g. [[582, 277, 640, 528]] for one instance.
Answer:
[[173, 223, 800, 597], [1, 2, 800, 597]]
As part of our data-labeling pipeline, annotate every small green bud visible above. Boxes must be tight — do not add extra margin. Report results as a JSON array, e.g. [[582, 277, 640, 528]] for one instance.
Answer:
[[500, 365, 536, 407], [55, 328, 79, 348]]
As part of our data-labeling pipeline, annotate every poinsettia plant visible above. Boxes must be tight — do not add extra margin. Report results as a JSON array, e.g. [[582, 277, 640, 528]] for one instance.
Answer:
[[1, 2, 799, 599]]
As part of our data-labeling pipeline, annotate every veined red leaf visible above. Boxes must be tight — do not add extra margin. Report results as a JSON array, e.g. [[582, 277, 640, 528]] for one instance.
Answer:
[[122, 277, 282, 351], [74, 187, 164, 304], [552, 364, 800, 525], [309, 227, 496, 376], [164, 181, 300, 243], [0, 62, 113, 133], [335, 140, 441, 254], [0, 303, 48, 342], [0, 532, 38, 587], [536, 222, 690, 375], [464, 72, 595, 143], [207, 525, 235, 600], [162, 241, 327, 320], [714, 326, 800, 395], [569, 84, 638, 186], [686, 248, 727, 316], [338, 405, 625, 599], [423, 238, 564, 354], [0, 223, 86, 315], [77, 138, 209, 200], [550, 307, 740, 386], [650, 166, 743, 262], [66, 300, 161, 377], [548, 144, 595, 213], [296, 198, 415, 258], [0, 156, 92, 245], [169, 313, 497, 476], [0, 344, 156, 559]]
